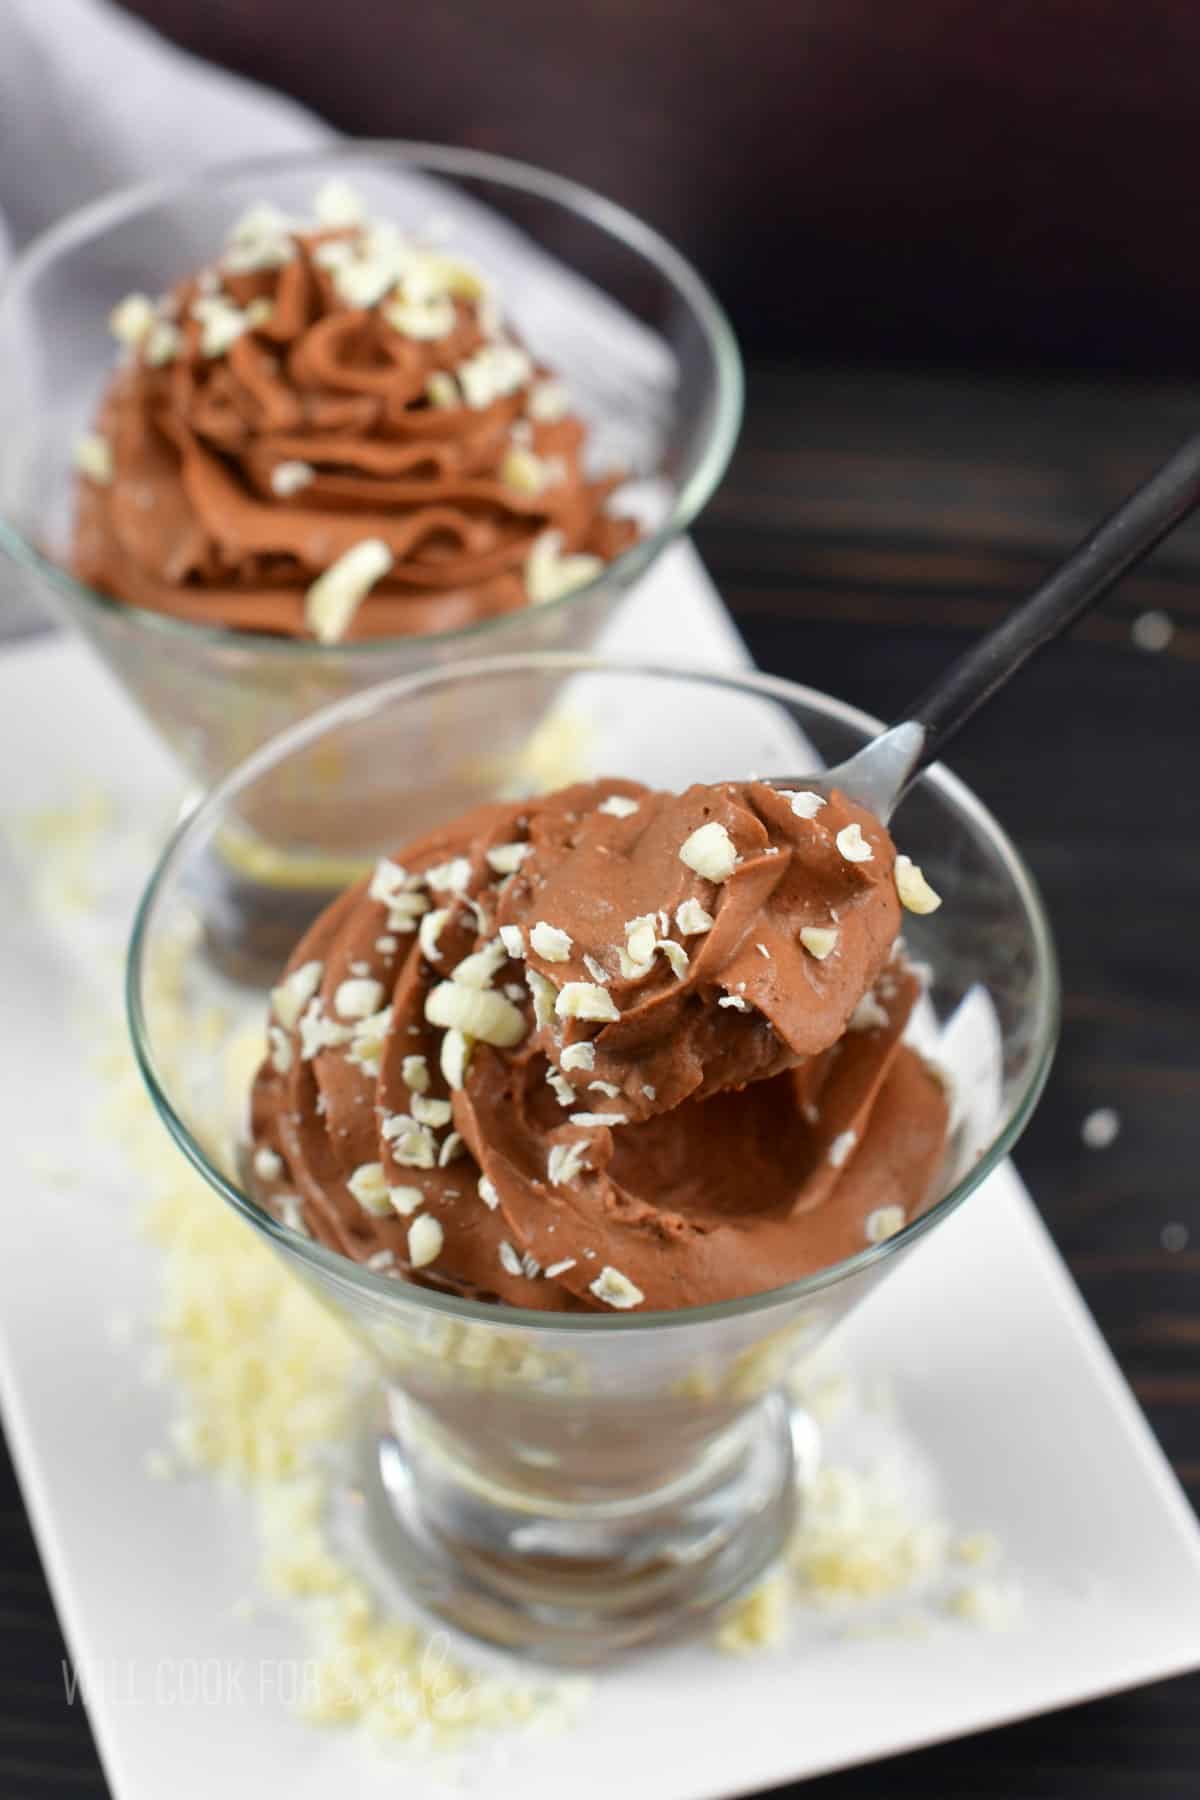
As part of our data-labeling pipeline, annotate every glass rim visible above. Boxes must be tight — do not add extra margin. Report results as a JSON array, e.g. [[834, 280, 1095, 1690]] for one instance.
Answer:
[[126, 650, 1060, 1334], [0, 140, 744, 657]]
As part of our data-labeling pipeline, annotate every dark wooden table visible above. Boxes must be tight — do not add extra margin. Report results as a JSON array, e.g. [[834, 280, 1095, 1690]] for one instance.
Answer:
[[3, 364, 1197, 1797]]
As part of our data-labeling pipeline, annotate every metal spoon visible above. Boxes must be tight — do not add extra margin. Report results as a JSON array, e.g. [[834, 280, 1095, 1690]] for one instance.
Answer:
[[785, 431, 1200, 820]]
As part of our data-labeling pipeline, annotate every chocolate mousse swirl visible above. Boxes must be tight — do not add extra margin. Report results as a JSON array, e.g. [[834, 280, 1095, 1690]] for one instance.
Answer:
[[249, 779, 949, 1312], [72, 196, 637, 639]]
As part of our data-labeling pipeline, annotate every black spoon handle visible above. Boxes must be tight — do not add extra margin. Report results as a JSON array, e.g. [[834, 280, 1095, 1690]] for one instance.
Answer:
[[901, 430, 1200, 774]]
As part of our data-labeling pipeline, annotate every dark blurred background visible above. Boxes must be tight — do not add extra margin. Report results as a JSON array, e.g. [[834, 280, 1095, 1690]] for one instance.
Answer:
[[121, 0, 1200, 372]]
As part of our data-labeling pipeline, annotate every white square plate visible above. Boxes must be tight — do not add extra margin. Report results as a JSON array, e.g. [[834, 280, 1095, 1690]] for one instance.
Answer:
[[2, 548, 1199, 1799]]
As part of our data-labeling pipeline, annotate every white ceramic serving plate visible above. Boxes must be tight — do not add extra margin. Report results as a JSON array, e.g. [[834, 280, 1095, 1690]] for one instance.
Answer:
[[2, 546, 1198, 1800]]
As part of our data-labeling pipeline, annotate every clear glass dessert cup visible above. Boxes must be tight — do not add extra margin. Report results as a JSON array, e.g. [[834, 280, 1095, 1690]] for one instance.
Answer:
[[0, 143, 742, 811], [127, 656, 1058, 1663]]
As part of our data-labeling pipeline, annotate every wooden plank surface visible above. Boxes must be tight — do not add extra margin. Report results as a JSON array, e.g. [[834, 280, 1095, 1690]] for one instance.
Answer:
[[2, 362, 1197, 1797]]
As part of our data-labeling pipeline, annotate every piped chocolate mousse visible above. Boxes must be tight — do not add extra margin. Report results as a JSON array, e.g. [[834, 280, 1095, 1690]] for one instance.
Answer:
[[71, 182, 637, 641], [248, 777, 949, 1312]]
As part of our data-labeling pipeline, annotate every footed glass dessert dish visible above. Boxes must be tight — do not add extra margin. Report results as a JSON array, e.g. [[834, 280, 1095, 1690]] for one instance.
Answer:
[[127, 655, 1057, 1662]]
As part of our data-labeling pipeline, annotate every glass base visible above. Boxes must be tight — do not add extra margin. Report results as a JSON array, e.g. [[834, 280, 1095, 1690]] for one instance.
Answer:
[[359, 1392, 815, 1665]]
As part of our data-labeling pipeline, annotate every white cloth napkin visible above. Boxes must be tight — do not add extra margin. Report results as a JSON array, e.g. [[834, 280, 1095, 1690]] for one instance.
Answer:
[[0, 0, 326, 279]]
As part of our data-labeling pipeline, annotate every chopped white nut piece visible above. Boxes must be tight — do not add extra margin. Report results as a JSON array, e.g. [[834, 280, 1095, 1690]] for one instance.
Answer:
[[457, 341, 533, 408], [560, 1042, 595, 1072], [784, 790, 827, 820], [555, 982, 619, 1023], [133, 319, 176, 367], [411, 1094, 452, 1128], [452, 937, 507, 989], [598, 794, 639, 818], [418, 907, 450, 962], [657, 939, 689, 979], [525, 529, 604, 605], [501, 446, 551, 494], [581, 954, 611, 986], [267, 1026, 292, 1073], [425, 981, 526, 1047], [334, 976, 384, 1019], [498, 1240, 523, 1277], [312, 238, 354, 270], [253, 1146, 283, 1182], [346, 1006, 391, 1076], [530, 921, 573, 962], [384, 294, 456, 339], [836, 823, 874, 864], [270, 460, 315, 498], [369, 858, 416, 906], [228, 200, 292, 242], [388, 891, 430, 930], [679, 821, 738, 882], [521, 1251, 541, 1279], [828, 1129, 858, 1169], [347, 1162, 391, 1216], [544, 1257, 577, 1279], [109, 292, 157, 344], [440, 1027, 472, 1090], [438, 1131, 465, 1166], [477, 1175, 499, 1210], [624, 914, 657, 968], [526, 968, 557, 1031], [424, 856, 472, 894], [73, 433, 113, 484], [313, 177, 365, 225], [407, 1214, 444, 1269], [800, 925, 839, 960], [527, 378, 571, 421], [223, 231, 293, 275], [333, 256, 400, 310], [588, 1266, 645, 1310], [388, 1185, 423, 1216], [865, 1204, 906, 1243], [849, 992, 889, 1032], [365, 1249, 395, 1273], [643, 1084, 657, 1101], [402, 1053, 430, 1094], [425, 370, 459, 408], [271, 959, 324, 1029], [192, 294, 251, 357], [894, 854, 942, 914], [588, 1080, 621, 1099], [304, 538, 393, 642], [675, 898, 715, 935], [569, 1112, 628, 1128], [382, 1115, 437, 1169], [498, 924, 526, 959], [487, 842, 530, 877], [547, 1070, 576, 1107], [548, 1140, 591, 1186], [718, 994, 750, 1012]]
